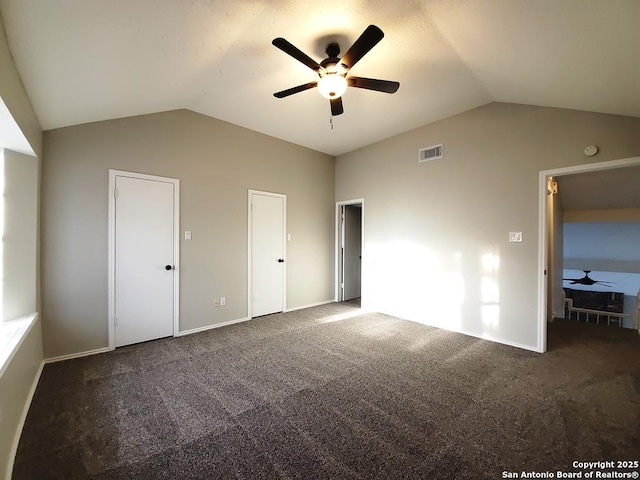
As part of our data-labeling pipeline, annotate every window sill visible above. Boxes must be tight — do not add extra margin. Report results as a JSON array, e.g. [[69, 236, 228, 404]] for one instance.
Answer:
[[0, 313, 38, 378]]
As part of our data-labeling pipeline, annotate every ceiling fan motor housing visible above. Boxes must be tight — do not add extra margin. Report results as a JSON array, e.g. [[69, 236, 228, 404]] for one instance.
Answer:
[[325, 42, 340, 58]]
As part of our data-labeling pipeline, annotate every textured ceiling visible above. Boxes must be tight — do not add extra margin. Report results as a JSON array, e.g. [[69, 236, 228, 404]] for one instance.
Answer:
[[1, 0, 640, 156]]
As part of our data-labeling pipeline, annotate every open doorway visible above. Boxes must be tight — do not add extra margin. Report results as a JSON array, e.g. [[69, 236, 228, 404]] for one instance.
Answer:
[[539, 156, 640, 352], [337, 200, 363, 306]]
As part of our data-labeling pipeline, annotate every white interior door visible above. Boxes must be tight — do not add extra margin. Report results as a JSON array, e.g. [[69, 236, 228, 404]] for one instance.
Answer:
[[343, 205, 362, 300], [250, 191, 286, 317], [114, 175, 176, 347]]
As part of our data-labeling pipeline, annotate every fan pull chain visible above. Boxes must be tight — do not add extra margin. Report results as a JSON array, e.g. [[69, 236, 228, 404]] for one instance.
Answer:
[[330, 115, 334, 130]]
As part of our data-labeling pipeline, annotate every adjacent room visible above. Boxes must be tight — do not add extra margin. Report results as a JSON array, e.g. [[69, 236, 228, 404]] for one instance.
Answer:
[[556, 168, 640, 330], [1, 1, 639, 478]]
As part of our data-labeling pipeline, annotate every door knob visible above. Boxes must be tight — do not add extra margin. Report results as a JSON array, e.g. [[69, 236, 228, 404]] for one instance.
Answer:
[[277, 258, 285, 263], [165, 265, 173, 270]]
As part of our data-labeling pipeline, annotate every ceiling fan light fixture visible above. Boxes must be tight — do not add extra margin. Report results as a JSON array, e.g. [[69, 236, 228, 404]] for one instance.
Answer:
[[317, 73, 348, 99]]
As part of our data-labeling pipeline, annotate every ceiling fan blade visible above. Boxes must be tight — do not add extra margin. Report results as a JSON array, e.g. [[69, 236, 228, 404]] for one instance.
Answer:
[[340, 25, 384, 71], [330, 97, 344, 116], [272, 38, 323, 73], [274, 81, 318, 98], [348, 76, 399, 93]]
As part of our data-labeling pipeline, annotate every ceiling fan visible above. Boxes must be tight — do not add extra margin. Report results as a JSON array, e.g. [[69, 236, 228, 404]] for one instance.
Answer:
[[272, 25, 400, 116], [563, 270, 613, 287]]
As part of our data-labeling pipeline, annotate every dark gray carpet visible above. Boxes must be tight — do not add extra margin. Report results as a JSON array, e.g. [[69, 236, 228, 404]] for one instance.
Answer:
[[13, 303, 640, 479]]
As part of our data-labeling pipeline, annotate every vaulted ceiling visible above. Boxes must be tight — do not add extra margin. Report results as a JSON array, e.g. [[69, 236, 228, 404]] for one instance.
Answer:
[[1, 0, 639, 156]]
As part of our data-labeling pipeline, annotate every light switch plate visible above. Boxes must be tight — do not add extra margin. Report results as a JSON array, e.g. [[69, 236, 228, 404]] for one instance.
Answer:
[[509, 231, 523, 243], [185, 231, 192, 240]]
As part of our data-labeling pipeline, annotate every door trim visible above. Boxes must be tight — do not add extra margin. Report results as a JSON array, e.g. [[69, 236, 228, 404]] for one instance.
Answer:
[[108, 169, 180, 350], [335, 199, 364, 303], [247, 189, 287, 318], [537, 156, 640, 354]]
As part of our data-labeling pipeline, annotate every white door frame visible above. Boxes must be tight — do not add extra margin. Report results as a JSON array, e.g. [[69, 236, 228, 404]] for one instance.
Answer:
[[108, 169, 180, 350], [335, 198, 365, 303], [247, 189, 287, 318], [537, 156, 640, 353]]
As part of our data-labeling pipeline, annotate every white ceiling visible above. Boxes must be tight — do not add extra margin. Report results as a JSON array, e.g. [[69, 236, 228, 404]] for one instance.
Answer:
[[1, 0, 639, 156]]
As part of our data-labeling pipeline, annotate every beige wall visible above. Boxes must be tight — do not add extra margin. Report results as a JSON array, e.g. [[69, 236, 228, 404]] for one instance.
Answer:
[[0, 12, 41, 158], [0, 10, 44, 480], [564, 208, 640, 223], [335, 103, 640, 350], [0, 10, 43, 318], [41, 109, 335, 358], [3, 150, 38, 321], [0, 319, 43, 480], [0, 150, 40, 480]]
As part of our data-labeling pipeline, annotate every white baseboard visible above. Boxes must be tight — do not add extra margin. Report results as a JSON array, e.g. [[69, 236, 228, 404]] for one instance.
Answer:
[[177, 302, 336, 336], [285, 300, 334, 313], [177, 316, 251, 337], [386, 313, 542, 353], [45, 347, 111, 364], [439, 324, 541, 353], [6, 359, 44, 480], [469, 331, 541, 353]]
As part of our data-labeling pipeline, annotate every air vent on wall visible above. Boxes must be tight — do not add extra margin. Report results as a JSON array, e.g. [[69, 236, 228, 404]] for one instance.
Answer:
[[418, 144, 443, 163]]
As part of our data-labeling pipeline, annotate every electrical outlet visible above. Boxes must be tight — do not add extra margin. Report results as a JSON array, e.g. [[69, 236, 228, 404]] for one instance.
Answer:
[[220, 297, 226, 306], [213, 298, 220, 307]]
